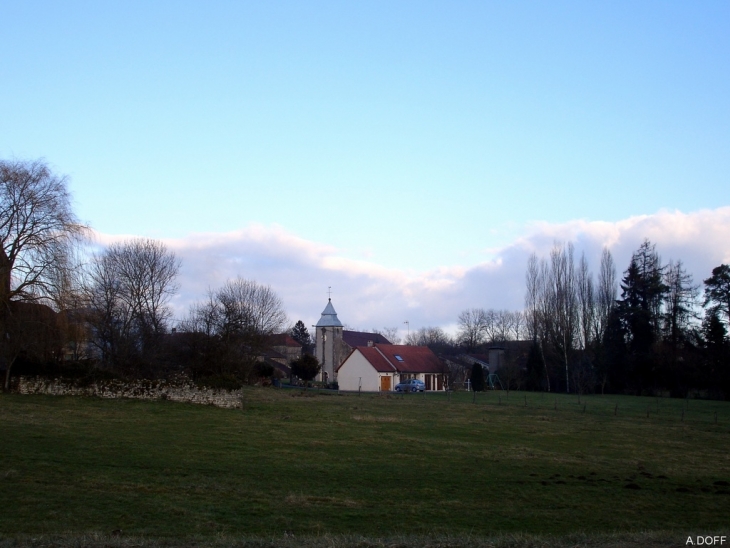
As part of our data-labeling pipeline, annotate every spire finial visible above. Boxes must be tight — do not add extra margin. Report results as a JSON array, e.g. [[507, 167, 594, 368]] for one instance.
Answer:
[[327, 286, 332, 300]]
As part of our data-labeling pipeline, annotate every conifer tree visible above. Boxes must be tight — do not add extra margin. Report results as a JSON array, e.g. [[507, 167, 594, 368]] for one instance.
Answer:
[[470, 362, 485, 392]]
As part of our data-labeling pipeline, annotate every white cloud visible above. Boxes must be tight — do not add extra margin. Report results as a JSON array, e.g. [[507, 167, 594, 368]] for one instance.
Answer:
[[93, 207, 730, 340]]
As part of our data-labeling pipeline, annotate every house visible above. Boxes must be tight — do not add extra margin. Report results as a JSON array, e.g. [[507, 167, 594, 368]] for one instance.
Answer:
[[336, 343, 447, 392], [265, 333, 302, 364]]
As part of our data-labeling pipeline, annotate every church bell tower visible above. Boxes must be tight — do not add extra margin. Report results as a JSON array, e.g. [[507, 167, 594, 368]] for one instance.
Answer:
[[315, 298, 343, 383]]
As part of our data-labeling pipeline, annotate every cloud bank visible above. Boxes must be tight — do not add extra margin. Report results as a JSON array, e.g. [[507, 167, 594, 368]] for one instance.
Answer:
[[96, 207, 730, 340]]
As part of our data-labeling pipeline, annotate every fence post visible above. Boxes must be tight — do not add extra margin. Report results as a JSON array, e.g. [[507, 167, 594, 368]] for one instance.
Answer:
[[614, 404, 618, 416]]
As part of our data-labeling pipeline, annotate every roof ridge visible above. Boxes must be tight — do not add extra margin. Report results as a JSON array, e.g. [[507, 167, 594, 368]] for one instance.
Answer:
[[374, 345, 397, 371]]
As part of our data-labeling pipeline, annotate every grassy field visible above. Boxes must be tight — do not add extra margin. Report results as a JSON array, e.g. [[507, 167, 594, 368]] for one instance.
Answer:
[[1, 388, 729, 546]]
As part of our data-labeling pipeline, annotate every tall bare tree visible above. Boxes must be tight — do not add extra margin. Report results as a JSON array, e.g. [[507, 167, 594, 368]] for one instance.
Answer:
[[524, 252, 551, 391], [86, 238, 180, 371], [1, 159, 88, 389], [548, 243, 578, 393], [595, 247, 617, 343], [577, 252, 595, 351], [663, 260, 698, 350]]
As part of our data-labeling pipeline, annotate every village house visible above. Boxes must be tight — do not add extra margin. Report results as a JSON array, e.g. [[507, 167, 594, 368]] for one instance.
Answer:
[[336, 343, 448, 392]]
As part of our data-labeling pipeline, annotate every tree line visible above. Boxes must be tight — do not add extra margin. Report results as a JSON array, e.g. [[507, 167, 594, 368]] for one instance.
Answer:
[[3, 159, 728, 398], [521, 241, 729, 398], [1, 159, 288, 390]]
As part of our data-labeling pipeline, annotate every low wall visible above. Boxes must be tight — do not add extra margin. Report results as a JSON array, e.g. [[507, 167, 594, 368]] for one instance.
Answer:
[[16, 376, 243, 409]]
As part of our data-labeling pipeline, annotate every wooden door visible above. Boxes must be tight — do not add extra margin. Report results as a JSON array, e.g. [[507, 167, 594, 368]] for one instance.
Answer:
[[380, 376, 391, 391]]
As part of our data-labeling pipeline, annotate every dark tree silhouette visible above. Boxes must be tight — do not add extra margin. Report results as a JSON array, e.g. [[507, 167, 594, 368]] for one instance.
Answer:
[[470, 362, 485, 392], [291, 354, 321, 386], [290, 320, 312, 348], [1, 159, 87, 390], [704, 264, 730, 326]]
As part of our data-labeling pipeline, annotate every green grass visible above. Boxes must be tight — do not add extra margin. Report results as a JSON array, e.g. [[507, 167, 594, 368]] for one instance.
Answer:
[[1, 388, 729, 543]]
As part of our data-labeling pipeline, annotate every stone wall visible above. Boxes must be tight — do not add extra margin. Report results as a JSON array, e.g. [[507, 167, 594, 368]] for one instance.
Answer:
[[16, 376, 243, 409]]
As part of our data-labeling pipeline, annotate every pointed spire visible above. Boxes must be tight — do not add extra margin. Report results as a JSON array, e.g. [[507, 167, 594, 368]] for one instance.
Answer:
[[317, 299, 343, 327]]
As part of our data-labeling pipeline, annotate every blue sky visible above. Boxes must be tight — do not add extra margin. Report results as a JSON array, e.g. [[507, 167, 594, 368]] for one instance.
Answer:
[[2, 1, 730, 333]]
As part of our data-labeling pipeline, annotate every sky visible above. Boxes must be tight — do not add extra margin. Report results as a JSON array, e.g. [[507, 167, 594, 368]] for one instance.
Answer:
[[2, 1, 730, 338]]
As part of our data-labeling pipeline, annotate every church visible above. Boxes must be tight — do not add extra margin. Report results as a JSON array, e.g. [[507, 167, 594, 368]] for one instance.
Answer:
[[314, 298, 447, 392]]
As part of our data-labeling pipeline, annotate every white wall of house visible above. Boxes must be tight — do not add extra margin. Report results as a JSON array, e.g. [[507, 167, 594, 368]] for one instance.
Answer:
[[337, 350, 396, 392]]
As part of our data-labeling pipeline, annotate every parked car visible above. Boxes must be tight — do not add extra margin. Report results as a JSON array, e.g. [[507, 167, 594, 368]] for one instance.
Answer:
[[394, 379, 425, 392]]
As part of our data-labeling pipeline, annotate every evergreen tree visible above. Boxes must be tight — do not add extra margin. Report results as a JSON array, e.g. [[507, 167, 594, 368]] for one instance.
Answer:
[[470, 362, 485, 392], [701, 308, 729, 397], [615, 240, 667, 393], [290, 320, 312, 348], [704, 264, 730, 326]]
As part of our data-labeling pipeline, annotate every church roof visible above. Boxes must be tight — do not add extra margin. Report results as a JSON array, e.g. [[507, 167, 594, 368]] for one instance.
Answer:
[[316, 299, 343, 327], [342, 330, 392, 347]]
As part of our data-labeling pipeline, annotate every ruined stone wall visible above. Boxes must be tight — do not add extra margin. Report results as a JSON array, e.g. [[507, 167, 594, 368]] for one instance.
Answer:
[[16, 376, 243, 409]]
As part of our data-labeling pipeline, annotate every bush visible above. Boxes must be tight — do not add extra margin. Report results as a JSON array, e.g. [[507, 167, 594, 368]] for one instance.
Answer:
[[195, 374, 243, 391], [290, 355, 321, 385], [254, 362, 275, 379]]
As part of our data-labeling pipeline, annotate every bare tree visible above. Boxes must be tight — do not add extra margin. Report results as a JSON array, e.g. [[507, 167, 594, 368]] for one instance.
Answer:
[[372, 326, 401, 344], [577, 252, 595, 351], [1, 159, 88, 389], [457, 308, 487, 350], [547, 243, 578, 393], [404, 326, 451, 347], [493, 310, 515, 343], [216, 277, 287, 339], [595, 247, 617, 343], [86, 238, 180, 372], [181, 277, 288, 381], [663, 260, 699, 350], [510, 310, 526, 342], [524, 252, 551, 391]]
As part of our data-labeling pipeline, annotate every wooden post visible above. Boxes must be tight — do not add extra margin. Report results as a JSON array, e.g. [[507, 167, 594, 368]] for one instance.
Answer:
[[614, 404, 618, 416]]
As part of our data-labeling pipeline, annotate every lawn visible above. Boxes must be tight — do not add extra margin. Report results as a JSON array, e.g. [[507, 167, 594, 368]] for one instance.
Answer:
[[1, 388, 729, 546]]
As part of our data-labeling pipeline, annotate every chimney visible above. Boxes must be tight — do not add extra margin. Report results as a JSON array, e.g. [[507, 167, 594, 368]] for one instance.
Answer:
[[367, 340, 374, 347]]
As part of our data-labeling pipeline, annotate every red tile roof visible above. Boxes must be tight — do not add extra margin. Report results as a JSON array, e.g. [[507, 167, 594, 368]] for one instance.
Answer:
[[338, 344, 444, 374]]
